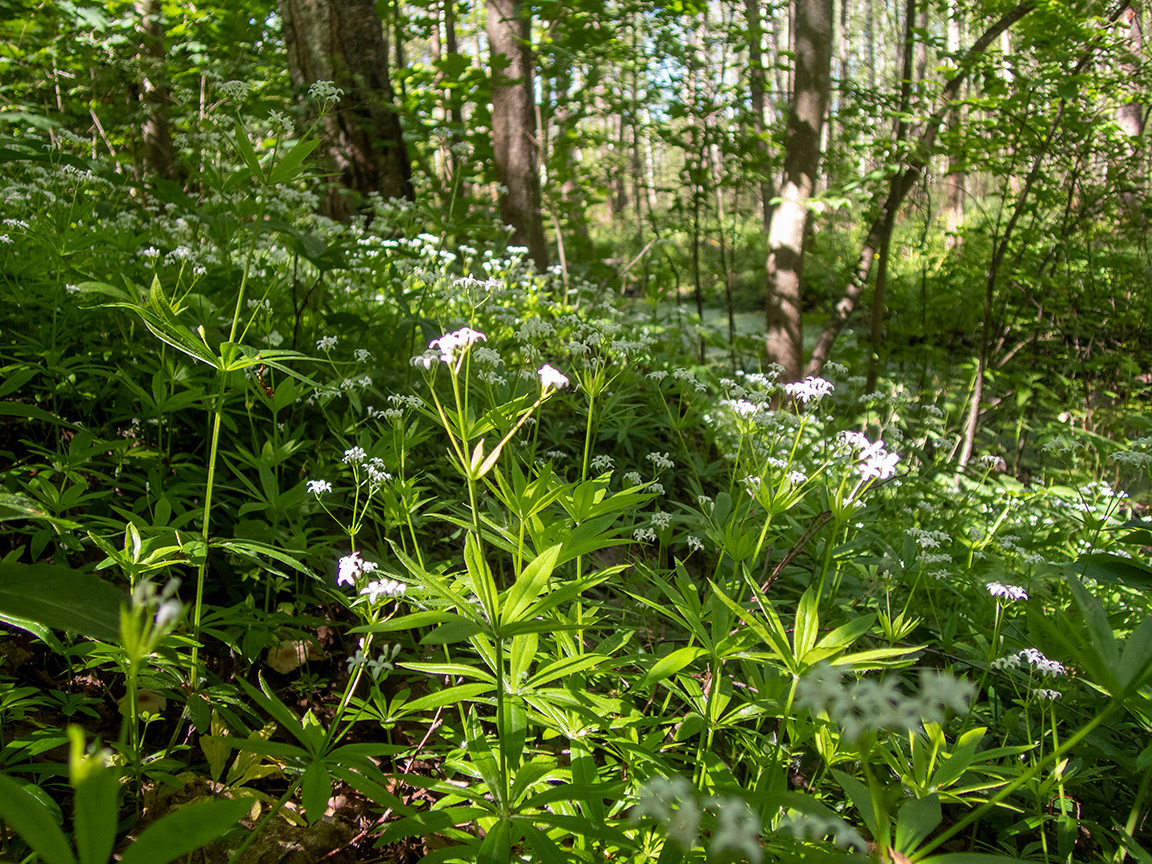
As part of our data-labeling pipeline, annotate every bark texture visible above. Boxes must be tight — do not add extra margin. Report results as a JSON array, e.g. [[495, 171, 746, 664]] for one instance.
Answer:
[[136, 0, 173, 180], [280, 0, 413, 220], [487, 0, 548, 270], [765, 0, 834, 381]]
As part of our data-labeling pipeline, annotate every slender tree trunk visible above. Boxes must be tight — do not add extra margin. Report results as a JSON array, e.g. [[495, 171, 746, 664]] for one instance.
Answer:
[[805, 0, 1035, 377], [867, 0, 917, 389], [960, 102, 1064, 466], [280, 0, 414, 219], [765, 0, 834, 381], [487, 0, 548, 270], [135, 0, 173, 180], [944, 4, 966, 245], [746, 0, 774, 232]]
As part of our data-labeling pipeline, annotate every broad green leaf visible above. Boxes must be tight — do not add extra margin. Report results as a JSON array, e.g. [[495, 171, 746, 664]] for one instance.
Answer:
[[267, 136, 321, 185], [0, 561, 124, 642], [73, 763, 119, 864], [501, 544, 561, 627], [231, 119, 265, 183], [300, 760, 331, 825], [119, 798, 250, 864], [0, 774, 76, 864], [895, 793, 941, 854], [636, 646, 707, 689], [1078, 553, 1152, 590], [793, 587, 820, 660], [832, 770, 877, 836], [466, 711, 504, 807], [397, 682, 493, 714]]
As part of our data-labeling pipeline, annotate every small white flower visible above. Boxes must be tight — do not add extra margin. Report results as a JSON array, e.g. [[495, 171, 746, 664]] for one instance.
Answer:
[[987, 582, 1028, 602], [308, 80, 344, 103], [337, 552, 364, 586], [538, 364, 569, 391], [633, 527, 656, 543], [317, 335, 338, 351], [354, 348, 371, 363], [591, 454, 614, 472], [686, 535, 705, 552], [651, 511, 672, 529], [429, 327, 487, 364], [647, 452, 674, 471], [1034, 688, 1062, 701], [343, 446, 367, 464], [306, 479, 332, 495], [784, 376, 834, 404], [360, 579, 406, 602], [624, 471, 643, 485]]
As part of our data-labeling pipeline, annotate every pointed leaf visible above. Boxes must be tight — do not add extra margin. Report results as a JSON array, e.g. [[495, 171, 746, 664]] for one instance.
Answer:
[[0, 774, 76, 864], [119, 798, 250, 864]]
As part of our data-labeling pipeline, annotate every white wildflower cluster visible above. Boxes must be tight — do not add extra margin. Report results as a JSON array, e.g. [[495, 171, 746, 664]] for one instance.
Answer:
[[308, 80, 344, 103], [647, 452, 674, 471], [623, 471, 644, 486], [1034, 688, 1062, 701], [686, 535, 705, 552], [918, 552, 952, 565], [785, 376, 834, 404], [317, 335, 338, 351], [219, 80, 250, 101], [648, 370, 668, 382], [337, 551, 378, 587], [591, 454, 614, 472], [1109, 449, 1152, 470], [991, 648, 1066, 677], [986, 582, 1028, 601], [306, 479, 332, 495], [388, 394, 424, 410], [980, 454, 1007, 471], [473, 346, 503, 366], [906, 527, 950, 550], [430, 327, 486, 364], [517, 318, 555, 341], [360, 578, 406, 602], [538, 364, 569, 391], [631, 776, 763, 863], [1042, 435, 1083, 456], [797, 665, 975, 743], [651, 511, 673, 529], [343, 446, 367, 464], [633, 527, 657, 543]]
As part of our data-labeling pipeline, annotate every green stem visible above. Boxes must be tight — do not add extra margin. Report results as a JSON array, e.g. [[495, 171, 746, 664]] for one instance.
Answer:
[[189, 392, 225, 684]]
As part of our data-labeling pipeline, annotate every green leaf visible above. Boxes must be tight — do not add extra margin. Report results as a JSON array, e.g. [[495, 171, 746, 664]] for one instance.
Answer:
[[0, 774, 76, 864], [636, 646, 707, 689], [73, 764, 119, 864], [267, 137, 321, 185], [0, 561, 124, 642], [895, 794, 941, 854], [118, 798, 250, 864], [300, 761, 332, 825], [1078, 553, 1152, 590], [793, 587, 820, 660], [477, 818, 512, 864], [231, 119, 265, 183], [466, 711, 504, 807], [832, 770, 877, 836], [501, 544, 562, 628]]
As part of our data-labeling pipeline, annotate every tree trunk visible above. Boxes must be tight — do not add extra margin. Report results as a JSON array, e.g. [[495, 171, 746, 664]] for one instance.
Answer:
[[487, 0, 549, 270], [280, 0, 413, 220], [746, 0, 774, 232], [135, 0, 173, 180], [805, 0, 1035, 377], [765, 0, 834, 381]]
